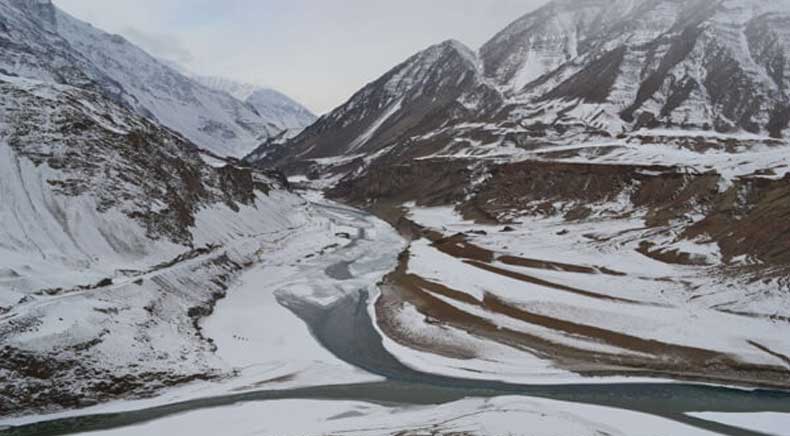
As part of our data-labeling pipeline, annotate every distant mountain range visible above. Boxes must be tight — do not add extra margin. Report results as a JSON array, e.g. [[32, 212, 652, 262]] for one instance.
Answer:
[[193, 75, 317, 134], [0, 0, 313, 158], [251, 0, 790, 169]]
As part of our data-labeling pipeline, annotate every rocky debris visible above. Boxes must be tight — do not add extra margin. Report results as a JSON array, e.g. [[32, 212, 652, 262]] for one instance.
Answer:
[[38, 278, 113, 297], [0, 241, 261, 417], [329, 158, 476, 207]]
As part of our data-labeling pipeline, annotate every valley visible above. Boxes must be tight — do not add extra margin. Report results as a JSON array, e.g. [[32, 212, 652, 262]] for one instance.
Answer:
[[1, 0, 789, 434], [1, 193, 789, 436]]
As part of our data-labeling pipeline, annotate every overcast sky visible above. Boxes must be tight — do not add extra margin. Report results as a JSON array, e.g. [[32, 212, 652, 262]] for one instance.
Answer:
[[54, 1, 548, 114]]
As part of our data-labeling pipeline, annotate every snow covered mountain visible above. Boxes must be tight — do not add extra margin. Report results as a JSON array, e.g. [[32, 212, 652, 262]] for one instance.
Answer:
[[194, 75, 317, 133], [0, 0, 316, 415], [252, 0, 790, 171], [252, 39, 501, 167], [246, 88, 317, 132], [480, 0, 644, 93], [191, 76, 262, 102], [0, 0, 279, 157], [1, 0, 790, 427], [484, 0, 790, 137], [0, 72, 311, 415]]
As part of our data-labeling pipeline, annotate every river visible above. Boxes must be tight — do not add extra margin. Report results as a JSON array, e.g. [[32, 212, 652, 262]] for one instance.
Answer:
[[3, 198, 789, 436]]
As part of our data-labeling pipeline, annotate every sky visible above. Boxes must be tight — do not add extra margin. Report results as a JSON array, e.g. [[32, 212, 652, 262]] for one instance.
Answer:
[[54, 0, 549, 114]]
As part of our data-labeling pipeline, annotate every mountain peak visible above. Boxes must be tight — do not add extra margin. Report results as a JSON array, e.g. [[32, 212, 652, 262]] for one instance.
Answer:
[[436, 38, 471, 52], [250, 37, 501, 167], [422, 39, 477, 66], [192, 75, 316, 133], [255, 0, 790, 175]]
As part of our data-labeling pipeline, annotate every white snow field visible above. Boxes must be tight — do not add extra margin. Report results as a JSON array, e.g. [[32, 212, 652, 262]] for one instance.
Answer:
[[686, 412, 790, 436], [1, 192, 786, 436], [78, 396, 723, 436], [383, 205, 790, 384], [0, 193, 403, 424]]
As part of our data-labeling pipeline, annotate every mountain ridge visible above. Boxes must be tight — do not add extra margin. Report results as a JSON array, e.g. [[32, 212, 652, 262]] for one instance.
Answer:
[[250, 0, 790, 174], [250, 39, 503, 168], [0, 0, 294, 157]]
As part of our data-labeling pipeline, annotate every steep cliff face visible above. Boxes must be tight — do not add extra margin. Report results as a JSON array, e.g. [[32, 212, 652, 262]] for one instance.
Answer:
[[480, 0, 646, 93]]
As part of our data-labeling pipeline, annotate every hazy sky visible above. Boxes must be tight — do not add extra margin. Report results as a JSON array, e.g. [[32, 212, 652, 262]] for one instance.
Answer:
[[54, 1, 548, 114]]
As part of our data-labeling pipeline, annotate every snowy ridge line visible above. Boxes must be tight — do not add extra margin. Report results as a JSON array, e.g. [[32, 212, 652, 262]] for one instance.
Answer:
[[408, 134, 790, 186]]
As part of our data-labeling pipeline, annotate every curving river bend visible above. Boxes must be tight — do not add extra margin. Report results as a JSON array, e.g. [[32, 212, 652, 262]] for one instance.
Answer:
[[3, 199, 789, 436]]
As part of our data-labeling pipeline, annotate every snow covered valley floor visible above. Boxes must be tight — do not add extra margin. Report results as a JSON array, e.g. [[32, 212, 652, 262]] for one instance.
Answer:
[[2, 194, 790, 436]]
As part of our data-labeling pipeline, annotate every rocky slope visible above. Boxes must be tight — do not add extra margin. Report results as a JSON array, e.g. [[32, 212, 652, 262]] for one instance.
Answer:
[[486, 0, 790, 138], [0, 72, 310, 415], [0, 0, 328, 417], [0, 0, 280, 157]]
